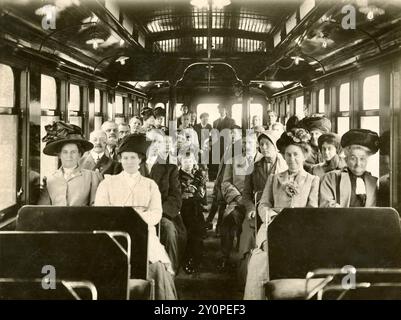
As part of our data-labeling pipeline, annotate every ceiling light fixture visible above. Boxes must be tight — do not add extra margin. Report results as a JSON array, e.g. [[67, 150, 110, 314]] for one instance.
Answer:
[[86, 38, 104, 50], [291, 56, 305, 65], [359, 5, 385, 21], [190, 0, 231, 10], [116, 56, 129, 65], [119, 39, 125, 47]]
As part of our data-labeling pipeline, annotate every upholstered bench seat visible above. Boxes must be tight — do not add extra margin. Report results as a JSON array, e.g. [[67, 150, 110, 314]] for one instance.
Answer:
[[265, 278, 326, 300]]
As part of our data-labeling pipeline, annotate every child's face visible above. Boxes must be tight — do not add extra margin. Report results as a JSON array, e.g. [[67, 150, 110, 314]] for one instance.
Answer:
[[181, 156, 195, 171]]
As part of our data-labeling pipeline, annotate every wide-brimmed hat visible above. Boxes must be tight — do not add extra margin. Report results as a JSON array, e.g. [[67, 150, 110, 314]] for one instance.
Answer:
[[276, 128, 311, 154], [42, 121, 93, 156], [140, 107, 155, 120], [299, 115, 331, 133], [341, 129, 380, 154], [257, 130, 280, 151], [117, 133, 152, 157], [154, 107, 166, 118]]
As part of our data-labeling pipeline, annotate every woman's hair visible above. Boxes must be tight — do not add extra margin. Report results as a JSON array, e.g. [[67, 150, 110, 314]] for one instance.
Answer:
[[284, 142, 312, 159], [318, 133, 341, 152], [286, 115, 300, 132], [277, 128, 312, 158], [119, 151, 146, 164], [343, 145, 372, 157]]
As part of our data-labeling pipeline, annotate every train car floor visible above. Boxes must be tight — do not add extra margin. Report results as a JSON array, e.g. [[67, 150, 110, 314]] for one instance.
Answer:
[[175, 182, 244, 300]]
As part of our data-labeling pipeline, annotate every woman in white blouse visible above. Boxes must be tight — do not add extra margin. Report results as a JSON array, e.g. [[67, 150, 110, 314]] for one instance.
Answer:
[[95, 134, 177, 300]]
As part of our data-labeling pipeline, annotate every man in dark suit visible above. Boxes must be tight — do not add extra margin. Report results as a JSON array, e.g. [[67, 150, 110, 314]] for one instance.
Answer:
[[213, 104, 236, 132], [193, 112, 212, 147], [79, 130, 122, 176], [139, 132, 187, 274], [101, 121, 119, 161]]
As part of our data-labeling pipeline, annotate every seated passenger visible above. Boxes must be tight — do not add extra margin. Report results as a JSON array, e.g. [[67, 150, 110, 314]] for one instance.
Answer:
[[299, 115, 331, 172], [178, 152, 207, 274], [38, 121, 101, 206], [271, 122, 285, 136], [129, 116, 143, 134], [244, 128, 319, 300], [238, 130, 287, 286], [140, 130, 187, 275], [218, 135, 254, 270], [79, 130, 122, 176], [94, 134, 177, 300], [154, 107, 168, 133], [118, 122, 130, 143], [141, 107, 156, 131], [319, 129, 379, 208], [311, 132, 346, 179]]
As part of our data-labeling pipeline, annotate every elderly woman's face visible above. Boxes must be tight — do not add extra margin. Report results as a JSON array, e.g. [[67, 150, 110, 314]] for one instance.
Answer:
[[259, 137, 277, 160], [121, 152, 141, 174], [321, 142, 337, 162], [284, 145, 305, 172], [59, 143, 81, 168], [346, 147, 369, 176]]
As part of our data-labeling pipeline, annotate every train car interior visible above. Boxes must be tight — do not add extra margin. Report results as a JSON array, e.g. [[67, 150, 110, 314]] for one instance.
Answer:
[[1, 0, 401, 300]]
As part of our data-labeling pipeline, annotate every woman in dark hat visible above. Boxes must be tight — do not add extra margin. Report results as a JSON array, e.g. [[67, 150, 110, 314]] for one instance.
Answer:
[[154, 107, 167, 132], [140, 107, 156, 131], [320, 129, 379, 208], [299, 115, 332, 172], [244, 128, 319, 299], [311, 132, 346, 179], [95, 133, 177, 300], [38, 121, 101, 206]]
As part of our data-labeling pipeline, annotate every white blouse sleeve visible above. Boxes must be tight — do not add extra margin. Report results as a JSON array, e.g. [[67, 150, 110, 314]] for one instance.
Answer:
[[136, 180, 162, 226], [94, 179, 112, 206]]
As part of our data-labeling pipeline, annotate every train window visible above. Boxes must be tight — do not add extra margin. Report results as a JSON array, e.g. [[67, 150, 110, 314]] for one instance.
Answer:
[[249, 104, 263, 127], [361, 116, 380, 178], [94, 89, 101, 113], [0, 117, 18, 210], [337, 117, 350, 137], [40, 75, 56, 110], [0, 64, 17, 210], [339, 82, 350, 111], [318, 89, 325, 113], [68, 84, 82, 127], [295, 96, 304, 119], [231, 104, 243, 126], [115, 95, 123, 114], [107, 101, 113, 120], [0, 64, 14, 107], [196, 103, 219, 123], [363, 74, 380, 110], [68, 84, 80, 111]]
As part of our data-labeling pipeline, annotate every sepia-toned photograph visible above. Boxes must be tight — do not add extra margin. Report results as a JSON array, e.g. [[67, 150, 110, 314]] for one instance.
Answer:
[[0, 0, 400, 303]]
